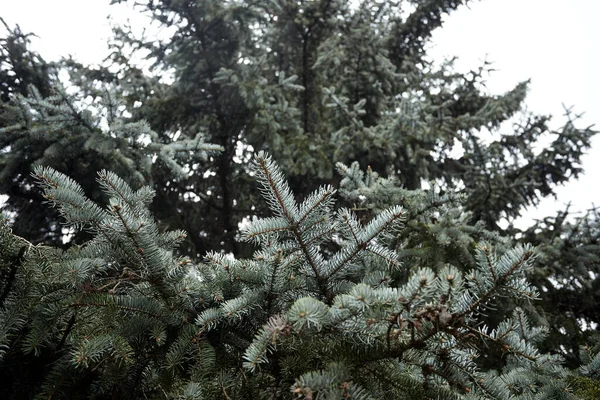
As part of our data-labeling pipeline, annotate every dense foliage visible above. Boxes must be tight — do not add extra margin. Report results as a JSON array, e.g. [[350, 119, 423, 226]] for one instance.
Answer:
[[1, 1, 599, 398]]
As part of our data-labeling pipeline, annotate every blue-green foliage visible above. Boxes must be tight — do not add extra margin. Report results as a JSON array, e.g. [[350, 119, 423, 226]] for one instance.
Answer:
[[0, 84, 222, 185], [1, 1, 599, 398], [1, 167, 213, 398], [0, 153, 597, 399], [190, 153, 583, 399]]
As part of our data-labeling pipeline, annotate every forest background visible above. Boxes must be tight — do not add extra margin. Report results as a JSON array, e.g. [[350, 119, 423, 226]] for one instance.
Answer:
[[3, 0, 599, 224]]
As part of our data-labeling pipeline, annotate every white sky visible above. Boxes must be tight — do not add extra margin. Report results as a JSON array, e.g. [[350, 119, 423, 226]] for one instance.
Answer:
[[1, 0, 598, 228]]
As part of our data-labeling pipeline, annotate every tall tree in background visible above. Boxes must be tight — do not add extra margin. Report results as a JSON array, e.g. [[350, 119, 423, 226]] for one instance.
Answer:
[[1, 0, 599, 395]]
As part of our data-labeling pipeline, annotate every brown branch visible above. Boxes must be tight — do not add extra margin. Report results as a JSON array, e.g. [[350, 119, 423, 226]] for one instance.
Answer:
[[0, 245, 27, 307], [56, 313, 76, 351], [68, 301, 162, 319]]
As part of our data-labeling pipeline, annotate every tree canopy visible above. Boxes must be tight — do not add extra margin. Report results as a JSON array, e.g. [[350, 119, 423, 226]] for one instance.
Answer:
[[1, 1, 599, 398]]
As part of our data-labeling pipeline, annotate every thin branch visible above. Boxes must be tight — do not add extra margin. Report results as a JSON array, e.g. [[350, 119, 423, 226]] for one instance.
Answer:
[[0, 245, 27, 307], [56, 313, 77, 351]]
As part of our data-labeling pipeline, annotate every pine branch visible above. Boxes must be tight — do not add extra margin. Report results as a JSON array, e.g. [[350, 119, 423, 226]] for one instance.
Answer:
[[56, 313, 76, 352], [254, 153, 325, 292], [326, 206, 404, 279], [458, 244, 536, 321], [0, 245, 27, 307]]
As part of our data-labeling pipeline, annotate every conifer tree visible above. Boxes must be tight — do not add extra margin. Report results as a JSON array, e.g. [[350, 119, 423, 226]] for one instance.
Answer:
[[1, 0, 599, 398], [1, 151, 597, 398]]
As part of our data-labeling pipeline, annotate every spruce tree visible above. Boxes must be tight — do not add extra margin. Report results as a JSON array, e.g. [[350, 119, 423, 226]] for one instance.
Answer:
[[1, 152, 595, 398], [1, 0, 599, 398]]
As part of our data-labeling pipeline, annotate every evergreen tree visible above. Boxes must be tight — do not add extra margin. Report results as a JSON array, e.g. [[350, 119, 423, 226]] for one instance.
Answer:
[[1, 152, 595, 398], [1, 0, 599, 398]]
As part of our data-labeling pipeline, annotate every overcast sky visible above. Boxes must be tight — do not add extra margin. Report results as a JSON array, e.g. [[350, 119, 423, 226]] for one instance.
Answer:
[[2, 0, 598, 228]]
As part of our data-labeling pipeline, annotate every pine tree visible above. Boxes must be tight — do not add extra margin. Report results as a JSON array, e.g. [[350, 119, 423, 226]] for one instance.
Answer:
[[1, 151, 595, 398], [1, 0, 599, 398]]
